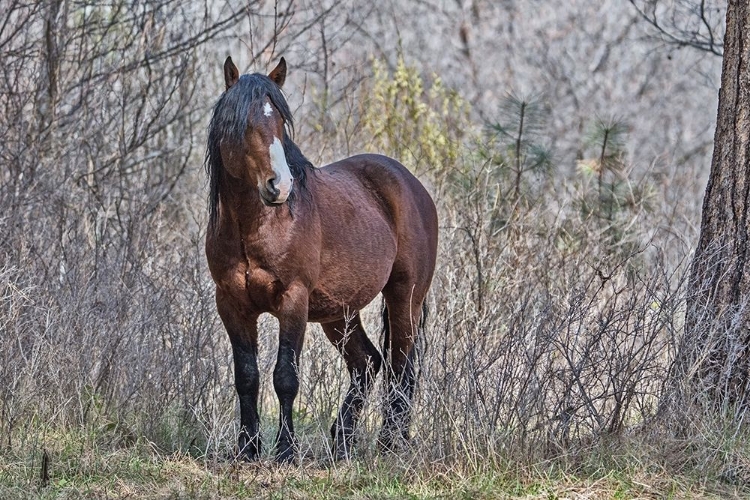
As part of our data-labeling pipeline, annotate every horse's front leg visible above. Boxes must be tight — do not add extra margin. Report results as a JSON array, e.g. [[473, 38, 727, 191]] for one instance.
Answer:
[[217, 293, 261, 461], [273, 284, 309, 463]]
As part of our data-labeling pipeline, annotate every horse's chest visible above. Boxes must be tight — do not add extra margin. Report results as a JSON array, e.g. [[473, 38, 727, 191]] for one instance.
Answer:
[[209, 257, 286, 313]]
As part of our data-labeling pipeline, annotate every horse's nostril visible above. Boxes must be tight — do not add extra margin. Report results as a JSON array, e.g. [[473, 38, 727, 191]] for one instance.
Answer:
[[266, 178, 279, 197]]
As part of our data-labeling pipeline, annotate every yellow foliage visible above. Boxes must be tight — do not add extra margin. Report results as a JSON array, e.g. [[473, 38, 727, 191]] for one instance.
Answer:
[[362, 56, 471, 178]]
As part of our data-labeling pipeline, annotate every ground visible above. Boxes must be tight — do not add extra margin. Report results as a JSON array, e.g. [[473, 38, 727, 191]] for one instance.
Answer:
[[1, 432, 746, 500]]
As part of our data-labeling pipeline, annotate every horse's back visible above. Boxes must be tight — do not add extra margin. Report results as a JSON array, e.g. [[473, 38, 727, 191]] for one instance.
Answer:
[[319, 154, 435, 217]]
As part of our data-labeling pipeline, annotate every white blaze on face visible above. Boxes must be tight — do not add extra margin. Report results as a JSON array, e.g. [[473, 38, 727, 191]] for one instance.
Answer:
[[263, 102, 273, 117], [268, 136, 293, 202]]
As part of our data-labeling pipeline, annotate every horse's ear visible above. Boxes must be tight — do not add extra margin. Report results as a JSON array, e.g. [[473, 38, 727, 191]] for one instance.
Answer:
[[224, 56, 239, 90], [268, 57, 287, 88]]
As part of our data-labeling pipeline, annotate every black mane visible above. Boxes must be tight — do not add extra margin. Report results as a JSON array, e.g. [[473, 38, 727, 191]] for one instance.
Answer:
[[205, 73, 312, 228]]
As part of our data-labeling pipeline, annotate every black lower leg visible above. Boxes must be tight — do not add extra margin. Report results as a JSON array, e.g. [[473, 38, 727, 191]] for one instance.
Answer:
[[381, 355, 416, 449], [331, 357, 379, 459], [273, 341, 300, 463], [322, 317, 381, 460], [231, 339, 261, 460]]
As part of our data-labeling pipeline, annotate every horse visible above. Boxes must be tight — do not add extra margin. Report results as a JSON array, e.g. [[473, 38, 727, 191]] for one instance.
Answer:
[[204, 56, 438, 463]]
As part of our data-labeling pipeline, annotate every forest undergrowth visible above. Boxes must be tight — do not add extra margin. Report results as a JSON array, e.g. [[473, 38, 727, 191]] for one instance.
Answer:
[[0, 2, 747, 497]]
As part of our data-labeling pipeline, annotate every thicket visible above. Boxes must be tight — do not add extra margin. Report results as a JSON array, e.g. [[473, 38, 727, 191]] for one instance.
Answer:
[[1, 0, 747, 494]]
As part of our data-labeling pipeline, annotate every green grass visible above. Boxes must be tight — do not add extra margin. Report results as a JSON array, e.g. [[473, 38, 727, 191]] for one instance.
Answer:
[[0, 426, 747, 499]]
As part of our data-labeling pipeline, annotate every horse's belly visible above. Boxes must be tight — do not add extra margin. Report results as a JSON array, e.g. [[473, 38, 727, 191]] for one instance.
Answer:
[[307, 267, 390, 322]]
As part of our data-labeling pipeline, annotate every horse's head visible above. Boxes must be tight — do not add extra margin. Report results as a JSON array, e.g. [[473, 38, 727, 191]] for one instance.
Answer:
[[219, 57, 293, 206]]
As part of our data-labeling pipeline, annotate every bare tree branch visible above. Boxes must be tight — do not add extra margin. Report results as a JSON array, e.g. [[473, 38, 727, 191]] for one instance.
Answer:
[[629, 0, 726, 56]]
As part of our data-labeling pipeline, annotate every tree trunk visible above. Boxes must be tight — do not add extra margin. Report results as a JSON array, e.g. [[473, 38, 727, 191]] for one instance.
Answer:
[[684, 0, 750, 407]]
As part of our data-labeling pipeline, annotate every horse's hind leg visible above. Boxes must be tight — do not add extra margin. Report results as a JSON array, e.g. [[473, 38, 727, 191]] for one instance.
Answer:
[[379, 286, 426, 451], [321, 312, 381, 460]]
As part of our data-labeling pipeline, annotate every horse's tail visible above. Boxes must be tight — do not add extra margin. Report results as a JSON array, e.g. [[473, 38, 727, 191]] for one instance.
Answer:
[[381, 297, 390, 353], [415, 300, 428, 377], [419, 300, 428, 334]]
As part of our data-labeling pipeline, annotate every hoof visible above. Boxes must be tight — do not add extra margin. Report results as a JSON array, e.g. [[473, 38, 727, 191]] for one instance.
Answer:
[[274, 442, 297, 464], [331, 439, 355, 462], [237, 449, 260, 462], [331, 426, 356, 462], [377, 428, 411, 453], [237, 432, 261, 461]]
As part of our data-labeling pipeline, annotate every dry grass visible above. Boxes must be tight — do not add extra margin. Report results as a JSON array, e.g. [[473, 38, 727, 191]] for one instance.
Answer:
[[1, 425, 747, 499]]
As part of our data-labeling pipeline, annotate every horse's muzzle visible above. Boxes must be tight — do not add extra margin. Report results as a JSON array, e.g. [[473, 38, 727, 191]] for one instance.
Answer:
[[260, 185, 290, 206]]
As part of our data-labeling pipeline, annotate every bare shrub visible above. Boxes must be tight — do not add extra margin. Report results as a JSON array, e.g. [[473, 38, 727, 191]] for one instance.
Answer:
[[0, 0, 738, 485], [0, 0, 252, 451]]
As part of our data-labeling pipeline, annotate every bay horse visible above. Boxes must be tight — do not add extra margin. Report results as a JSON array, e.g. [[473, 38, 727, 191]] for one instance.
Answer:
[[204, 56, 438, 462]]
